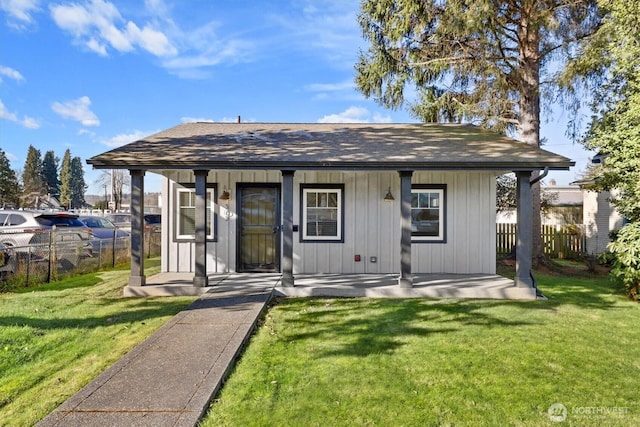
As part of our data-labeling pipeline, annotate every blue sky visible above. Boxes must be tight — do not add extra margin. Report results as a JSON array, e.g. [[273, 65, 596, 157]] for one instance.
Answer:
[[1, 0, 594, 194]]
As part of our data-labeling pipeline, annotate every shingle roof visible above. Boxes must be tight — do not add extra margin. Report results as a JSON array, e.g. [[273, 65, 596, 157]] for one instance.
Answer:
[[87, 122, 574, 171]]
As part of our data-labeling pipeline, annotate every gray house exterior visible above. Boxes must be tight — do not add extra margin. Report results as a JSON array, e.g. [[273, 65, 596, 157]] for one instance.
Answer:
[[87, 122, 573, 297]]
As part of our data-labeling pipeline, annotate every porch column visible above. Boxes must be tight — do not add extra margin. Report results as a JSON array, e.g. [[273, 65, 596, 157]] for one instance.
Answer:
[[281, 170, 295, 287], [193, 170, 209, 287], [515, 170, 535, 287], [129, 169, 146, 287], [399, 171, 413, 288]]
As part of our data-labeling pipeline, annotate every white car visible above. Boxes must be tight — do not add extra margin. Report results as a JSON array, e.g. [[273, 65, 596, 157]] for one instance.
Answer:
[[0, 210, 93, 268]]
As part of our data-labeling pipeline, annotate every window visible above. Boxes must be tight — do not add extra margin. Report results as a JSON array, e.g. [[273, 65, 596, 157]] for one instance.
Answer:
[[176, 185, 216, 240], [411, 185, 446, 242], [301, 185, 344, 242]]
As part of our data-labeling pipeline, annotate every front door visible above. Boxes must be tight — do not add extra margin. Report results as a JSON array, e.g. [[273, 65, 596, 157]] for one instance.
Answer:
[[237, 184, 281, 272]]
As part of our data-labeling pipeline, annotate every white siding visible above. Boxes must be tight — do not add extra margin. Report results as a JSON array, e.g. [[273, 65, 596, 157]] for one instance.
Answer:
[[160, 170, 498, 275], [583, 189, 624, 255]]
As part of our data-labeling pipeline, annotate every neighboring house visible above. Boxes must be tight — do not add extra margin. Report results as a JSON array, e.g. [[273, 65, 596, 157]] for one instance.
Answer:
[[496, 180, 583, 225], [572, 179, 624, 255], [542, 181, 583, 225], [87, 123, 573, 295]]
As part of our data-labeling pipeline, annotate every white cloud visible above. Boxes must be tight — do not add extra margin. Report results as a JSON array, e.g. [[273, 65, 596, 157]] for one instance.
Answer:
[[51, 96, 100, 126], [100, 130, 150, 147], [0, 98, 39, 128], [181, 116, 214, 123], [126, 21, 175, 56], [270, 1, 362, 69], [0, 0, 40, 29], [50, 0, 176, 57], [160, 20, 255, 79], [0, 65, 25, 82], [317, 106, 392, 124], [305, 81, 354, 92]]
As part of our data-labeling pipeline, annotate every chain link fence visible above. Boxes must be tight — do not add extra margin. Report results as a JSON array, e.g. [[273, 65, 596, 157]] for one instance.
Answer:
[[0, 228, 160, 290]]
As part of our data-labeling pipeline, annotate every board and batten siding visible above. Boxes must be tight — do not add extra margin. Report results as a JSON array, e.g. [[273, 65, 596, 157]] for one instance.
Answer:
[[160, 170, 498, 275], [583, 189, 624, 255]]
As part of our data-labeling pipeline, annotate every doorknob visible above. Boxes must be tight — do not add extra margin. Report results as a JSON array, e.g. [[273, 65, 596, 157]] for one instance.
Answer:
[[272, 226, 281, 233]]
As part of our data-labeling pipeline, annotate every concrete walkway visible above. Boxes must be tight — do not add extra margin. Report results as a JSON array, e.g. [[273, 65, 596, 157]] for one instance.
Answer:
[[37, 278, 275, 427]]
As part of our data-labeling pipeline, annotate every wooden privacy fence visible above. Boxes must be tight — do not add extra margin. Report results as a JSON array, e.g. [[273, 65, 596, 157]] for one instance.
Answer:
[[496, 223, 587, 259]]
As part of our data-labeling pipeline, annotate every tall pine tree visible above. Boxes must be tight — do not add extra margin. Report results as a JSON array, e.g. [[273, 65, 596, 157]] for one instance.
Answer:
[[22, 145, 45, 208], [59, 149, 72, 209], [70, 156, 87, 209], [42, 150, 60, 199], [567, 0, 640, 299], [0, 148, 21, 207], [356, 0, 602, 259]]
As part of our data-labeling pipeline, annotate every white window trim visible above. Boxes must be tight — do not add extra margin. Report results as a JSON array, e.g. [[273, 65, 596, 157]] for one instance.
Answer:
[[411, 186, 446, 242], [301, 187, 343, 242], [176, 187, 216, 240]]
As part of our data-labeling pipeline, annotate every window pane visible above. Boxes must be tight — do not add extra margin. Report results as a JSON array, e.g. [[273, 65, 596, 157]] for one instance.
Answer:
[[430, 193, 440, 208], [179, 208, 195, 235], [306, 192, 316, 207], [411, 193, 419, 208], [412, 208, 439, 236], [318, 192, 328, 207], [179, 191, 192, 207], [328, 192, 338, 207], [419, 193, 430, 207]]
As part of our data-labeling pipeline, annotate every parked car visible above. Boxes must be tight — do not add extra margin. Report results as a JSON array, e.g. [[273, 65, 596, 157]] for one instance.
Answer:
[[104, 213, 132, 232], [104, 213, 161, 233], [0, 210, 93, 268], [143, 214, 161, 233], [0, 242, 15, 280], [79, 216, 131, 251]]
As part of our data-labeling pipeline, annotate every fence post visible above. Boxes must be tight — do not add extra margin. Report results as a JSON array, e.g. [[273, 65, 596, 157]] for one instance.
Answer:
[[112, 228, 117, 268], [26, 245, 31, 286], [47, 228, 54, 283]]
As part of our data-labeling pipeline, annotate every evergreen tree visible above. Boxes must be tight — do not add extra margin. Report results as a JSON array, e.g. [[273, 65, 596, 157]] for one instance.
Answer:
[[70, 156, 87, 208], [21, 145, 45, 208], [59, 149, 72, 209], [569, 0, 640, 299], [42, 150, 60, 198], [575, 0, 640, 223], [355, 0, 602, 258], [0, 148, 21, 207]]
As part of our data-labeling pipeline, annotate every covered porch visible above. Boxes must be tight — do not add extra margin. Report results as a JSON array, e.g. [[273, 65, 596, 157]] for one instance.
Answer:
[[87, 123, 574, 299], [126, 272, 536, 300]]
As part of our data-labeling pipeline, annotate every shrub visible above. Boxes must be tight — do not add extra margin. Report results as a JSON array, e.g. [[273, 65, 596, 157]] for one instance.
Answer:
[[608, 222, 640, 301]]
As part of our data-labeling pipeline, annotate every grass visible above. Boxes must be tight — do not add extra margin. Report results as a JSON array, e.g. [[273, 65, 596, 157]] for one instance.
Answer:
[[0, 258, 197, 427], [1, 263, 637, 426], [202, 271, 639, 426]]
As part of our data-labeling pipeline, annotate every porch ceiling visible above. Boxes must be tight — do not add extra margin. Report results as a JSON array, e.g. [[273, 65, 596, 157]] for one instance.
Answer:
[[87, 122, 573, 171]]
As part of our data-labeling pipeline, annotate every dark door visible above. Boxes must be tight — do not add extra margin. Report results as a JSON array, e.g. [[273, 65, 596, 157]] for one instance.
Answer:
[[237, 184, 281, 272]]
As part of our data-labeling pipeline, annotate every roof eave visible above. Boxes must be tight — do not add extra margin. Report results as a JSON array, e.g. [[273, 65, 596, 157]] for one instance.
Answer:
[[86, 159, 574, 171]]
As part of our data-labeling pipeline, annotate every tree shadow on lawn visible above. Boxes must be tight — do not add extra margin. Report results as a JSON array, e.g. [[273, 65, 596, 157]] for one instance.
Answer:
[[277, 298, 543, 358], [0, 298, 191, 332], [275, 273, 624, 358]]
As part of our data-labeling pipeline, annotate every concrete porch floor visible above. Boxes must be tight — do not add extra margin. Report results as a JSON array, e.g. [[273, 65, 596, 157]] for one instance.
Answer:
[[125, 273, 536, 300]]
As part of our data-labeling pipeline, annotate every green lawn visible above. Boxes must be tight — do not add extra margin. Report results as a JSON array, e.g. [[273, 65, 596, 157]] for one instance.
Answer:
[[202, 272, 639, 426], [1, 264, 638, 427], [0, 259, 197, 427]]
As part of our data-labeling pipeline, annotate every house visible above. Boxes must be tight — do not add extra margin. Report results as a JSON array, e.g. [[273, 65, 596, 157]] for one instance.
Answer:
[[496, 180, 583, 225], [87, 123, 573, 297], [572, 179, 624, 255]]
